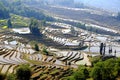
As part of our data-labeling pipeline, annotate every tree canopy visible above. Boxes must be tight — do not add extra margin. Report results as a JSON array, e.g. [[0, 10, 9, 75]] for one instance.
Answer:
[[0, 0, 54, 21], [7, 19, 12, 28], [91, 58, 120, 80], [29, 18, 41, 36], [0, 1, 10, 19], [16, 64, 31, 80]]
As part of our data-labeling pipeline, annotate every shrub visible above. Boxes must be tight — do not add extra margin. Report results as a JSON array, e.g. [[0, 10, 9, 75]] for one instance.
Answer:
[[0, 73, 6, 80], [42, 48, 49, 55], [91, 59, 118, 80], [67, 66, 89, 80], [7, 74, 16, 80], [16, 64, 31, 80], [34, 44, 39, 51]]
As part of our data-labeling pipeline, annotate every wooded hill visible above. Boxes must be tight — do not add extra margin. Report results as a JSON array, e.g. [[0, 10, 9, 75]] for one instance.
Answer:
[[0, 0, 54, 21], [0, 1, 10, 19]]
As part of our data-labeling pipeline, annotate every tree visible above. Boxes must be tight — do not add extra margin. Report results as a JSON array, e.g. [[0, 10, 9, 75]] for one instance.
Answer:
[[29, 18, 41, 36], [7, 19, 12, 28], [100, 43, 104, 55], [74, 70, 86, 80], [41, 19, 46, 26], [91, 66, 102, 80], [42, 48, 49, 55], [67, 66, 89, 80], [103, 43, 106, 55], [16, 64, 31, 80], [34, 44, 39, 51], [91, 59, 117, 80]]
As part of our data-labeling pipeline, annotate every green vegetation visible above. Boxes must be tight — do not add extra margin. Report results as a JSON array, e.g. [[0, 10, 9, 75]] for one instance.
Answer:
[[7, 74, 16, 80], [0, 19, 7, 29], [16, 64, 31, 80], [1, 0, 120, 80], [42, 48, 49, 55], [34, 44, 39, 51], [40, 19, 46, 26], [66, 66, 89, 80], [91, 58, 120, 80], [2, 26, 7, 29], [0, 0, 54, 21], [0, 14, 30, 28], [90, 56, 101, 65], [0, 0, 53, 29], [10, 14, 30, 28], [7, 19, 12, 28], [29, 18, 41, 36], [65, 58, 120, 80], [0, 1, 10, 19]]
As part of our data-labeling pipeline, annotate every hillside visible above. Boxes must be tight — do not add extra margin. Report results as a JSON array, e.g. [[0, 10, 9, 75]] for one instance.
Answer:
[[33, 5, 120, 30], [0, 2, 9, 19], [1, 0, 120, 80], [75, 0, 120, 12]]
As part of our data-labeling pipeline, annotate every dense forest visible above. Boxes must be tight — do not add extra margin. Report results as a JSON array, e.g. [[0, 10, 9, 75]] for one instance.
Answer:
[[0, 1, 10, 19], [0, 0, 54, 21]]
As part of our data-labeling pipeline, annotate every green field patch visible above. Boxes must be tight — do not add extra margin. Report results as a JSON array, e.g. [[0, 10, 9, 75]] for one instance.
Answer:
[[10, 14, 30, 28], [2, 26, 8, 29], [0, 20, 6, 22]]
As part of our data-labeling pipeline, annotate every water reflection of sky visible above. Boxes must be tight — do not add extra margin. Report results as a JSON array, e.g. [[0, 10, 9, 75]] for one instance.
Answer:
[[84, 46, 120, 57]]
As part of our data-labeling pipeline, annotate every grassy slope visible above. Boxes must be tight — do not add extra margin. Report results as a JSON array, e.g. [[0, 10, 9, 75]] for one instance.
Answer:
[[0, 14, 30, 29]]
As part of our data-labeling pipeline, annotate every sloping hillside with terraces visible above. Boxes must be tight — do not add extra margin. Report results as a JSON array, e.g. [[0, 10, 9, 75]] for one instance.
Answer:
[[0, 30, 79, 80], [1, 0, 120, 80]]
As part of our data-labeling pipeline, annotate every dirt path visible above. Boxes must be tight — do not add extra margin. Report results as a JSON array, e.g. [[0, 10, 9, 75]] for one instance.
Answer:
[[76, 53, 91, 66]]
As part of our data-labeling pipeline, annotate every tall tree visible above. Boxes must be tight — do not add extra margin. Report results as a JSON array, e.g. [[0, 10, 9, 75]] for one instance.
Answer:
[[103, 43, 106, 55], [34, 44, 39, 51], [100, 43, 104, 55], [7, 19, 12, 28], [29, 18, 41, 36]]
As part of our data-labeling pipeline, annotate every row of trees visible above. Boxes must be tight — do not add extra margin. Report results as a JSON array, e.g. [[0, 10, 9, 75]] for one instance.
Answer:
[[99, 42, 116, 58], [0, 0, 54, 21], [66, 58, 120, 80], [91, 58, 120, 80], [9, 0, 54, 21]]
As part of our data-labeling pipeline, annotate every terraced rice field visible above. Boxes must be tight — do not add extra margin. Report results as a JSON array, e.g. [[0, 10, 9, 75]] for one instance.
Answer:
[[31, 65, 73, 80], [0, 32, 80, 79]]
